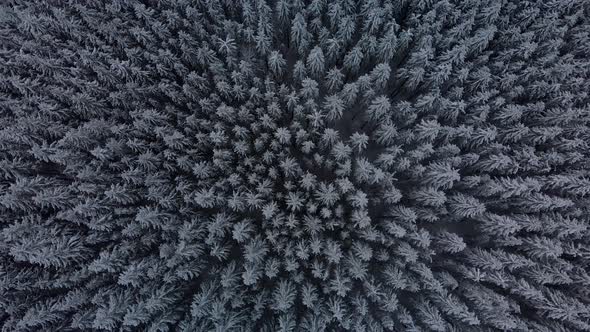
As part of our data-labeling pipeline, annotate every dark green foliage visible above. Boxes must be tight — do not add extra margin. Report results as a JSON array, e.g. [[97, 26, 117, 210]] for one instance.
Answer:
[[1, 0, 590, 331]]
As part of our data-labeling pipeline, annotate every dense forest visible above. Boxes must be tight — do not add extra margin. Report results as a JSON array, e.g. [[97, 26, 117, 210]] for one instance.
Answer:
[[1, 0, 590, 331]]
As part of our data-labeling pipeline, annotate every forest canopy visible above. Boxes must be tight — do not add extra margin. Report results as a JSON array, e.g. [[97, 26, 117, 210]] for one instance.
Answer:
[[1, 0, 590, 331]]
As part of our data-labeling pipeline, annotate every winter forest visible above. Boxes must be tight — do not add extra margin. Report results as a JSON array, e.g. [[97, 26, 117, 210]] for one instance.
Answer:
[[1, 0, 590, 331]]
